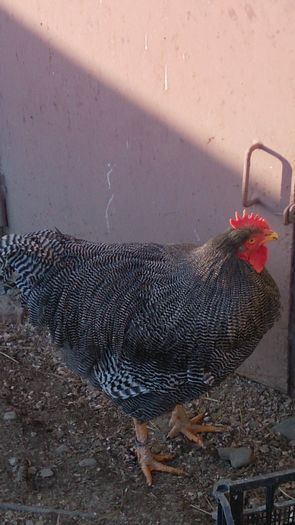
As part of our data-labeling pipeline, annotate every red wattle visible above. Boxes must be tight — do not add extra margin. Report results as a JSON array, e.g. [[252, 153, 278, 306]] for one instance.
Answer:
[[237, 245, 268, 273]]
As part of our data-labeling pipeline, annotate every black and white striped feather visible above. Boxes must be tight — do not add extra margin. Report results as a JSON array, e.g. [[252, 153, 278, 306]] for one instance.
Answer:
[[0, 227, 280, 421]]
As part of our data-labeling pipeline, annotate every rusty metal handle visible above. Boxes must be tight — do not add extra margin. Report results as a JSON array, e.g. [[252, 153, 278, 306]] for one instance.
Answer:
[[242, 142, 294, 224], [242, 142, 267, 208]]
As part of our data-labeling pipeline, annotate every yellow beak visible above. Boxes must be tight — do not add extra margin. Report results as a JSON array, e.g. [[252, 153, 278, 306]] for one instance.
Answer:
[[264, 231, 279, 242]]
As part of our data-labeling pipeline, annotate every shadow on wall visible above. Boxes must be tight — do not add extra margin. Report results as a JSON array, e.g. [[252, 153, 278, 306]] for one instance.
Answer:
[[1, 8, 246, 243]]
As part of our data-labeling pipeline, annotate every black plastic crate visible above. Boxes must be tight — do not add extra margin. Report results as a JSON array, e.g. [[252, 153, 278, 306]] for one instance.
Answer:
[[213, 469, 295, 524]]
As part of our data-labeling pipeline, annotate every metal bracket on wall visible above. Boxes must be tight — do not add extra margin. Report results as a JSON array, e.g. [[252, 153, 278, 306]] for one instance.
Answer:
[[242, 142, 295, 224], [0, 174, 8, 236], [284, 203, 295, 225], [243, 143, 295, 398]]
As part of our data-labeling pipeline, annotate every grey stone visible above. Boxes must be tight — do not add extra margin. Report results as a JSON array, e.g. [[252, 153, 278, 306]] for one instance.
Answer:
[[56, 444, 69, 455], [8, 457, 18, 466], [25, 521, 34, 525], [3, 410, 17, 421], [218, 447, 254, 468], [272, 417, 295, 441], [39, 467, 54, 478], [79, 457, 97, 468]]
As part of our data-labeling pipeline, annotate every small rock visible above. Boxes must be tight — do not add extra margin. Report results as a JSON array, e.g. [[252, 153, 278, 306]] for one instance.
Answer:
[[26, 521, 34, 525], [39, 467, 54, 478], [56, 444, 69, 455], [272, 417, 295, 441], [3, 410, 17, 421], [259, 445, 269, 454], [218, 447, 254, 468], [79, 458, 97, 468], [151, 444, 162, 455], [8, 457, 18, 467]]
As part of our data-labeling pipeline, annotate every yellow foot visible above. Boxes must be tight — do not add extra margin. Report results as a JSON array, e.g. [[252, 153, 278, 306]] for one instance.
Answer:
[[136, 446, 187, 486], [168, 404, 227, 447]]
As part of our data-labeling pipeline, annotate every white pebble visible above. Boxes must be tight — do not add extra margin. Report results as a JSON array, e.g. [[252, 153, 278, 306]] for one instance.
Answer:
[[8, 457, 18, 466], [39, 467, 54, 478], [79, 458, 97, 468], [3, 411, 17, 421]]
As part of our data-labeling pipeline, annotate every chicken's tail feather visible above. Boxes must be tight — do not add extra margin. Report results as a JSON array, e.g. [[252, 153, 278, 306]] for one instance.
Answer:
[[0, 229, 67, 300]]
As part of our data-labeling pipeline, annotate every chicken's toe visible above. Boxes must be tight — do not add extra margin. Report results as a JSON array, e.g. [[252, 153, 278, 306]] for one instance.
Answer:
[[136, 446, 187, 486], [168, 404, 227, 445]]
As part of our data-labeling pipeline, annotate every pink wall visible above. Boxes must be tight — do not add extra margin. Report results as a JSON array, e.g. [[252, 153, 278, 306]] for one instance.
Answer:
[[0, 1, 295, 391]]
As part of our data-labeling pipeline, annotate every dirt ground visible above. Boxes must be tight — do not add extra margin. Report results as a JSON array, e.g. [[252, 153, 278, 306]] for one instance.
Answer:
[[1, 322, 295, 525]]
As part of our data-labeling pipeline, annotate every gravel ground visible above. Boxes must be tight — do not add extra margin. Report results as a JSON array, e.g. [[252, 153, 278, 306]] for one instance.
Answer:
[[0, 322, 295, 525]]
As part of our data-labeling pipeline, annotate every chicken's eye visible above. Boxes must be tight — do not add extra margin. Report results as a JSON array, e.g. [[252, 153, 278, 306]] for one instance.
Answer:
[[248, 238, 256, 244]]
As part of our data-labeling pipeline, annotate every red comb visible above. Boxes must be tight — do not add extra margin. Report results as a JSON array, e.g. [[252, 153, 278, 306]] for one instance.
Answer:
[[229, 210, 270, 230]]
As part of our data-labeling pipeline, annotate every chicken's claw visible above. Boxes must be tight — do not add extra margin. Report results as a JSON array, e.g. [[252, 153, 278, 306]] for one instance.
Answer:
[[168, 404, 228, 446], [133, 418, 187, 485], [136, 447, 187, 486]]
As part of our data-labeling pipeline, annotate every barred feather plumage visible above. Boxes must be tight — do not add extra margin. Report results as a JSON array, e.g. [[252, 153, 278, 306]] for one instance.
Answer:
[[0, 227, 280, 422]]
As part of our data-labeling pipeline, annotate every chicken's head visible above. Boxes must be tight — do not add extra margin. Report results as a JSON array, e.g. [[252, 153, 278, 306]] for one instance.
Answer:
[[229, 210, 278, 273]]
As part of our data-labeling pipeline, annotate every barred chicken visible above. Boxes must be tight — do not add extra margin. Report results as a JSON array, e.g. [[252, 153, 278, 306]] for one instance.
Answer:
[[0, 211, 280, 485]]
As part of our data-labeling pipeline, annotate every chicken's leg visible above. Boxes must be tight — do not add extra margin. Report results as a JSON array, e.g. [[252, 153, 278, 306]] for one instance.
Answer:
[[134, 418, 186, 486], [168, 404, 227, 447]]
